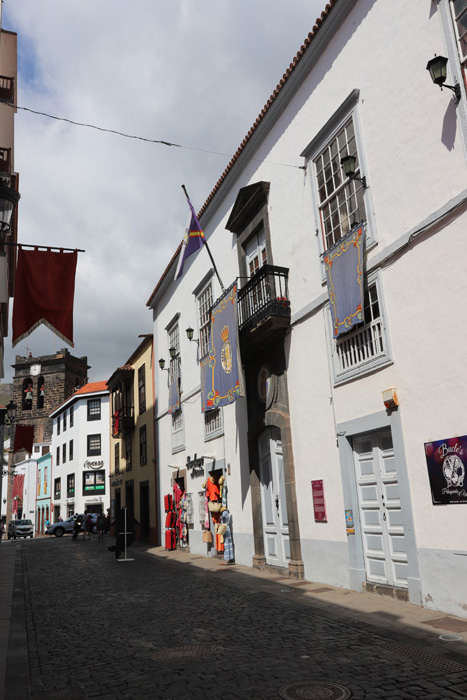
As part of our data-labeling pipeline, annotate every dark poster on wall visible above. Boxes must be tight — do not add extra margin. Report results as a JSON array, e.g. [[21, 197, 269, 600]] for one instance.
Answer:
[[424, 435, 467, 505]]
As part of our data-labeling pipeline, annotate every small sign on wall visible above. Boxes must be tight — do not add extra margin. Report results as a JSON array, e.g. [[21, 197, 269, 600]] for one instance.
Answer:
[[425, 434, 467, 505], [311, 480, 327, 522], [345, 509, 355, 535]]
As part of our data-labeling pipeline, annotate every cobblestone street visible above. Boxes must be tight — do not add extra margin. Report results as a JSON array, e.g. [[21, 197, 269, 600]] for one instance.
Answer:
[[3, 537, 467, 699]]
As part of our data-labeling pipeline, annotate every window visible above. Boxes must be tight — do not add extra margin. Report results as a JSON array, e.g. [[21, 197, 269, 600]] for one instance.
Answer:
[[168, 324, 181, 386], [329, 272, 392, 384], [44, 467, 48, 494], [57, 415, 61, 436], [204, 407, 223, 440], [83, 470, 105, 496], [54, 478, 61, 500], [62, 443, 67, 464], [67, 473, 75, 498], [115, 442, 120, 474], [451, 1, 467, 75], [70, 406, 74, 427], [63, 410, 67, 432], [138, 365, 146, 414], [69, 439, 73, 461], [87, 434, 101, 456], [87, 399, 101, 421], [139, 425, 147, 466], [171, 408, 185, 453], [245, 227, 267, 278], [125, 437, 132, 472], [197, 283, 213, 358], [314, 118, 365, 251], [22, 378, 33, 411], [56, 446, 60, 466], [37, 377, 45, 409]]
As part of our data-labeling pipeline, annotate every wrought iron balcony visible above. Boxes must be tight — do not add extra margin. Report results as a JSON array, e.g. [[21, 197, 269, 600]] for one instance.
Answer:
[[238, 264, 291, 336], [112, 406, 135, 437]]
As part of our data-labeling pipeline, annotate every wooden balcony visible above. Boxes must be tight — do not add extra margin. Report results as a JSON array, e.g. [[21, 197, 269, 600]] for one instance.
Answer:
[[238, 265, 291, 348], [112, 406, 135, 437]]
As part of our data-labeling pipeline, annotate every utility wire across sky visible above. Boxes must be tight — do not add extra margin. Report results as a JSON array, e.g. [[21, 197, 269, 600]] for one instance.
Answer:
[[12, 104, 305, 170]]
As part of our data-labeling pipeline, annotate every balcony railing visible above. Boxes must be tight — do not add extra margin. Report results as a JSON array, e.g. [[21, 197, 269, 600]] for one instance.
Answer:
[[0, 76, 14, 103], [112, 406, 135, 437], [238, 264, 290, 334]]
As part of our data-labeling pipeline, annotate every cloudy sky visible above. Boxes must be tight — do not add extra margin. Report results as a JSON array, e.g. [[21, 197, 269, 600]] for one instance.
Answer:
[[2, 0, 327, 384]]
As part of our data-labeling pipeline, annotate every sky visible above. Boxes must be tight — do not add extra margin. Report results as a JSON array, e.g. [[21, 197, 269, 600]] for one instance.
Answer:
[[2, 0, 327, 384]]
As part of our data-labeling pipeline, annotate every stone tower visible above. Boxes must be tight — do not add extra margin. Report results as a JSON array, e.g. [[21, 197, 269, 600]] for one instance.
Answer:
[[11, 348, 90, 459]]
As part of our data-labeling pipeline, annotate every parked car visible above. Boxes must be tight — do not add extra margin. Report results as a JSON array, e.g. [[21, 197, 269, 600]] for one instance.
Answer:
[[46, 514, 98, 538], [8, 519, 34, 539]]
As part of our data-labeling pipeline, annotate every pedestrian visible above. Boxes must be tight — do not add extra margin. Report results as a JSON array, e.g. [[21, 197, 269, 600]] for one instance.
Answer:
[[104, 508, 111, 534], [0, 521, 4, 542], [72, 514, 82, 541], [96, 511, 105, 540], [108, 508, 138, 559], [82, 511, 93, 540]]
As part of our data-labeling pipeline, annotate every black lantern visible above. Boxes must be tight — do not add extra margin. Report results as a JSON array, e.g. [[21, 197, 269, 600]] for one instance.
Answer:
[[341, 155, 367, 189], [158, 358, 166, 370], [6, 400, 16, 422], [169, 347, 177, 359], [426, 55, 461, 101], [0, 178, 20, 234], [186, 327, 194, 342]]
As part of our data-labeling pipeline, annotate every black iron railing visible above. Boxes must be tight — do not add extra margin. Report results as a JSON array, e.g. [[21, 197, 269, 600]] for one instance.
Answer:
[[237, 264, 290, 333], [112, 406, 135, 437]]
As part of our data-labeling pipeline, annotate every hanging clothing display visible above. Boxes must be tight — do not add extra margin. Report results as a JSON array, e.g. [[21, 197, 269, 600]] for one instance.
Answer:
[[220, 508, 234, 562]]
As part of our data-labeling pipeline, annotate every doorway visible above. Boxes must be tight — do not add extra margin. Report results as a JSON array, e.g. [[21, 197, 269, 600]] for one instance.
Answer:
[[140, 481, 150, 541], [258, 426, 290, 568], [353, 428, 408, 588]]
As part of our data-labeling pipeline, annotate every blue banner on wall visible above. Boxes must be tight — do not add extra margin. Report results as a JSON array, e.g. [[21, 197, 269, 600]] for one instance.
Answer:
[[425, 435, 467, 505], [324, 226, 364, 338], [201, 284, 243, 412], [168, 377, 180, 415]]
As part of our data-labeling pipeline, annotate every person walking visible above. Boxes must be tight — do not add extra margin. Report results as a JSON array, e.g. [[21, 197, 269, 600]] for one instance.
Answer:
[[82, 511, 93, 541], [96, 511, 105, 540], [0, 521, 4, 542]]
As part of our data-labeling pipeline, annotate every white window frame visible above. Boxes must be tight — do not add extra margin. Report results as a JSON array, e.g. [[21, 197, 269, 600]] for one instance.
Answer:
[[168, 323, 181, 387], [197, 281, 213, 359], [204, 407, 224, 441], [327, 269, 393, 386], [171, 408, 185, 453], [301, 90, 377, 274]]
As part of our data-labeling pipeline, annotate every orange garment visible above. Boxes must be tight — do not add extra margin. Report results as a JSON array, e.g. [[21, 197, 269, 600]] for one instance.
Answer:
[[206, 477, 220, 502], [216, 534, 224, 552]]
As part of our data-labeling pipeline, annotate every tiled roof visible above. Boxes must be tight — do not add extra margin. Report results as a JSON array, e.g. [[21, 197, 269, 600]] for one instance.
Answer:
[[74, 381, 108, 395], [146, 0, 339, 307]]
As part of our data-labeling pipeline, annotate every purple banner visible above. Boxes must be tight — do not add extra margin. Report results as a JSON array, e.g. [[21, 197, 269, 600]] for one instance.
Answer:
[[424, 435, 467, 505]]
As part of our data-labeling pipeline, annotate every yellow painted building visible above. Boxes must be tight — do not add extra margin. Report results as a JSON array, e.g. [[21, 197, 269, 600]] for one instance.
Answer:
[[107, 335, 158, 545]]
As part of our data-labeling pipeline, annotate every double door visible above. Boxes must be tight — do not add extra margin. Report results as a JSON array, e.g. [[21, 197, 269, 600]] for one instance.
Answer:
[[258, 427, 290, 568], [353, 429, 408, 588]]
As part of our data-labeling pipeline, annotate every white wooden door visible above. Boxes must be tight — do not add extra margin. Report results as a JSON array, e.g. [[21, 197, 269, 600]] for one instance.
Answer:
[[258, 427, 290, 568], [353, 429, 408, 588]]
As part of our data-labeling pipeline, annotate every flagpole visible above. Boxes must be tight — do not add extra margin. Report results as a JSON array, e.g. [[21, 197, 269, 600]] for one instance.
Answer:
[[181, 185, 225, 293]]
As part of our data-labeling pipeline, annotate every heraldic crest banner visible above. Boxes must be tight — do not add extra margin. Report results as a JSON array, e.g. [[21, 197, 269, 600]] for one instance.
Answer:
[[201, 284, 244, 412], [324, 226, 364, 338]]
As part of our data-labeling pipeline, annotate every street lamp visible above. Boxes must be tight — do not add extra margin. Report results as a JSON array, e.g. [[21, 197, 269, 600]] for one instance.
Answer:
[[0, 177, 20, 234]]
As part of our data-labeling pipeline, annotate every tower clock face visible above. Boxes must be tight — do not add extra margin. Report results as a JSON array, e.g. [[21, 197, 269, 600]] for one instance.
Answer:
[[30, 364, 41, 376]]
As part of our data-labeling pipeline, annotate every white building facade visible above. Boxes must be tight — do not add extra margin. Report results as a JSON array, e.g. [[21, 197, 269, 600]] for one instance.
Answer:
[[148, 0, 467, 617], [50, 382, 110, 520]]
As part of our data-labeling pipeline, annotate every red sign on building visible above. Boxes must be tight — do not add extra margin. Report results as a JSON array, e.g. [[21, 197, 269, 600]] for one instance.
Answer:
[[311, 480, 327, 522]]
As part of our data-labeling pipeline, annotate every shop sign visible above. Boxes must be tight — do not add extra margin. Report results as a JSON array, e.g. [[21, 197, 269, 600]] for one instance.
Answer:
[[186, 453, 205, 478], [84, 459, 104, 470], [311, 480, 327, 522], [345, 509, 355, 535], [425, 434, 467, 505]]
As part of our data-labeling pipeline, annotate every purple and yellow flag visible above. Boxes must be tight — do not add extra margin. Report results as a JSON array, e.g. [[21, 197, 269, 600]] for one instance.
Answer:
[[324, 226, 364, 338], [174, 199, 205, 281], [201, 284, 244, 412]]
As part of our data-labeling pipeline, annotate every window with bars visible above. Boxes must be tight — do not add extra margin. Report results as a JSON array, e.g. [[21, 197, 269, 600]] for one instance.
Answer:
[[330, 274, 392, 384], [314, 118, 366, 251], [139, 425, 147, 466], [204, 407, 223, 440], [87, 399, 101, 421], [197, 283, 213, 358], [138, 365, 146, 414], [87, 434, 101, 456]]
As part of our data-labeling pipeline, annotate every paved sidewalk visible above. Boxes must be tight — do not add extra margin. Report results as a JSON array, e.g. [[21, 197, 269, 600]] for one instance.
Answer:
[[2, 537, 467, 699]]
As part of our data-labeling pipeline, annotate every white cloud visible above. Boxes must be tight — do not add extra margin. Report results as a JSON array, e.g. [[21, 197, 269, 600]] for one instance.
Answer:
[[2, 0, 327, 383]]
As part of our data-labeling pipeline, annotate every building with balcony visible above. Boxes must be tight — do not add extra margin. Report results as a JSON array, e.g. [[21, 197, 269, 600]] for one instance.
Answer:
[[107, 335, 158, 545], [147, 0, 467, 618], [49, 382, 110, 522]]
